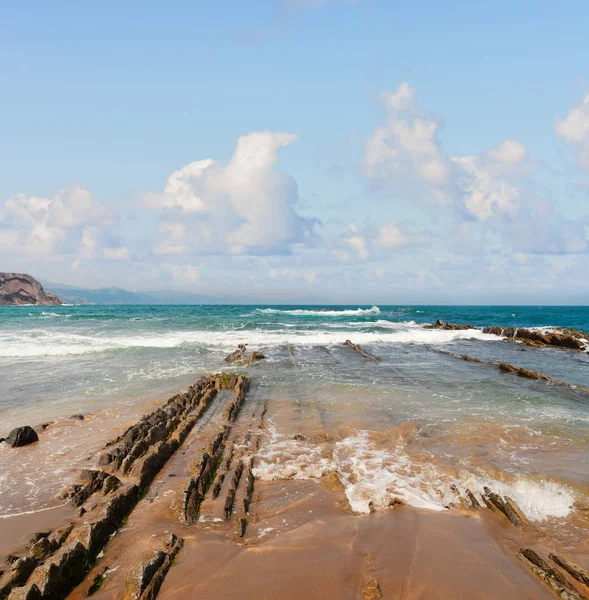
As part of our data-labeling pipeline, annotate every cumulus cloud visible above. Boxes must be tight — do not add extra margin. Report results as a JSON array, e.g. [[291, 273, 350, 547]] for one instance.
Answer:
[[375, 221, 430, 249], [0, 184, 128, 259], [161, 264, 199, 283], [363, 83, 529, 221], [556, 94, 589, 169], [148, 131, 315, 256], [364, 84, 451, 187], [452, 155, 520, 221], [363, 83, 588, 255]]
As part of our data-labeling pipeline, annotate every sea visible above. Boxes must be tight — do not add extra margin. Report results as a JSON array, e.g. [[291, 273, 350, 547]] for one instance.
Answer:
[[1, 304, 588, 546]]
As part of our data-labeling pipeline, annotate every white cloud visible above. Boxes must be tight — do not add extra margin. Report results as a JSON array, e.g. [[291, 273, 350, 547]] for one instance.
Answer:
[[268, 267, 317, 283], [453, 155, 520, 221], [363, 83, 528, 221], [556, 94, 589, 169], [381, 82, 416, 111], [484, 140, 527, 166], [162, 264, 199, 283], [364, 84, 451, 186], [103, 246, 131, 260], [148, 131, 314, 256], [0, 184, 118, 258], [375, 222, 408, 248], [346, 235, 369, 260]]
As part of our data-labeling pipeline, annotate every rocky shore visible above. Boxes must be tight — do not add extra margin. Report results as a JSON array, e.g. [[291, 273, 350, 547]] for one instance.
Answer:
[[427, 319, 588, 351], [1, 337, 589, 600]]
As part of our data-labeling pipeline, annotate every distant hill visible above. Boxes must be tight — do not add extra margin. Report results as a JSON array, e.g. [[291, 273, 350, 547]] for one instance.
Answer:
[[0, 273, 63, 306], [44, 282, 259, 305]]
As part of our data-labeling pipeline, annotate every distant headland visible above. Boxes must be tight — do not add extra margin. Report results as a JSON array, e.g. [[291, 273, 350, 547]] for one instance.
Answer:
[[0, 272, 63, 306]]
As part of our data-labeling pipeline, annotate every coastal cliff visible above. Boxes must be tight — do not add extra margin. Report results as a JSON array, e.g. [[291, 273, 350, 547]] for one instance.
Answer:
[[0, 272, 62, 306]]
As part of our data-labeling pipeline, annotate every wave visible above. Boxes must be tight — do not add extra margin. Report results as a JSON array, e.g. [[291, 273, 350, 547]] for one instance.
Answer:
[[254, 306, 381, 317], [254, 429, 575, 521], [0, 326, 499, 358]]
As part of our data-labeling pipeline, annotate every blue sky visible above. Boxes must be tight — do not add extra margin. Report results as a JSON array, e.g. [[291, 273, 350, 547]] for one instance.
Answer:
[[1, 0, 588, 303]]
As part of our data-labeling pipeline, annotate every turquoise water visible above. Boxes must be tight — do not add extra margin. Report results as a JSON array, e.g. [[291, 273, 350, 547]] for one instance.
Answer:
[[1, 304, 588, 421], [0, 304, 588, 524]]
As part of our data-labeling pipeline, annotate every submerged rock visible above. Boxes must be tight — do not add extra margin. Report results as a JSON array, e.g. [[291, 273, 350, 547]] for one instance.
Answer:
[[5, 426, 39, 448], [224, 344, 266, 365]]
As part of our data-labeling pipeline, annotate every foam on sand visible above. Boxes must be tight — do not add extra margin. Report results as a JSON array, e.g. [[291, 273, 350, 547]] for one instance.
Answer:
[[254, 429, 576, 522]]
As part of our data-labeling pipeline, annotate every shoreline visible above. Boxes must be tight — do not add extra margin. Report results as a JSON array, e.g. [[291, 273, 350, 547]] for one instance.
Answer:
[[1, 370, 588, 600]]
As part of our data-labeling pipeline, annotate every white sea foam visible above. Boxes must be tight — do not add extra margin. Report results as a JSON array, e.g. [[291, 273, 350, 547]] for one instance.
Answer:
[[254, 306, 382, 317], [0, 326, 498, 358], [254, 429, 576, 521], [253, 424, 332, 481]]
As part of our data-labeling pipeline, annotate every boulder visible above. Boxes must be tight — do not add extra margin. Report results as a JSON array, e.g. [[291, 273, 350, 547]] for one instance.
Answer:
[[5, 426, 39, 448]]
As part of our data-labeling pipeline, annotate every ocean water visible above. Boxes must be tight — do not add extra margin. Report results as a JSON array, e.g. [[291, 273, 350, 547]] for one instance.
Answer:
[[0, 304, 588, 537]]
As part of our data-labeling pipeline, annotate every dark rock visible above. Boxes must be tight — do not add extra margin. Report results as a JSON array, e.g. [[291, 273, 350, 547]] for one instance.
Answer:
[[30, 537, 51, 561], [28, 532, 50, 545], [519, 548, 576, 592], [47, 523, 74, 551], [0, 556, 37, 598], [239, 517, 248, 537], [6, 583, 42, 600], [69, 470, 108, 507], [122, 537, 183, 600], [101, 475, 121, 495], [293, 434, 306, 441], [122, 549, 167, 600], [28, 541, 88, 600], [343, 340, 381, 363], [0, 273, 62, 306], [72, 518, 115, 557], [549, 333, 584, 350], [248, 351, 265, 362], [5, 426, 38, 448], [103, 485, 138, 527], [426, 319, 474, 331], [225, 344, 248, 363], [550, 554, 589, 587], [69, 414, 84, 421]]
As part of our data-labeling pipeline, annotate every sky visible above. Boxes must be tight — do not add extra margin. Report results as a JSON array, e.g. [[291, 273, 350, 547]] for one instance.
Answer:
[[1, 0, 589, 304]]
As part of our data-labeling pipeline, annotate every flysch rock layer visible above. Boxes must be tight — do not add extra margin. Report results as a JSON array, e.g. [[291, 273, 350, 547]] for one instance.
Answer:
[[0, 373, 249, 600]]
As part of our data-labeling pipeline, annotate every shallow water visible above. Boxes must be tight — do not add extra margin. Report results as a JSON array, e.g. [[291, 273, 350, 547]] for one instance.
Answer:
[[0, 304, 588, 548]]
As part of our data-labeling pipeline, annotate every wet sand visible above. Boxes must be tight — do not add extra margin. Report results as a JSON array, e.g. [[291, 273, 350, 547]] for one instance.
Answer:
[[161, 484, 556, 600]]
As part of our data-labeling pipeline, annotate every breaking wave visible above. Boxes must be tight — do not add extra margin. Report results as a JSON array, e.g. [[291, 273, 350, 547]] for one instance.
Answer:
[[254, 306, 381, 317], [0, 326, 498, 358]]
